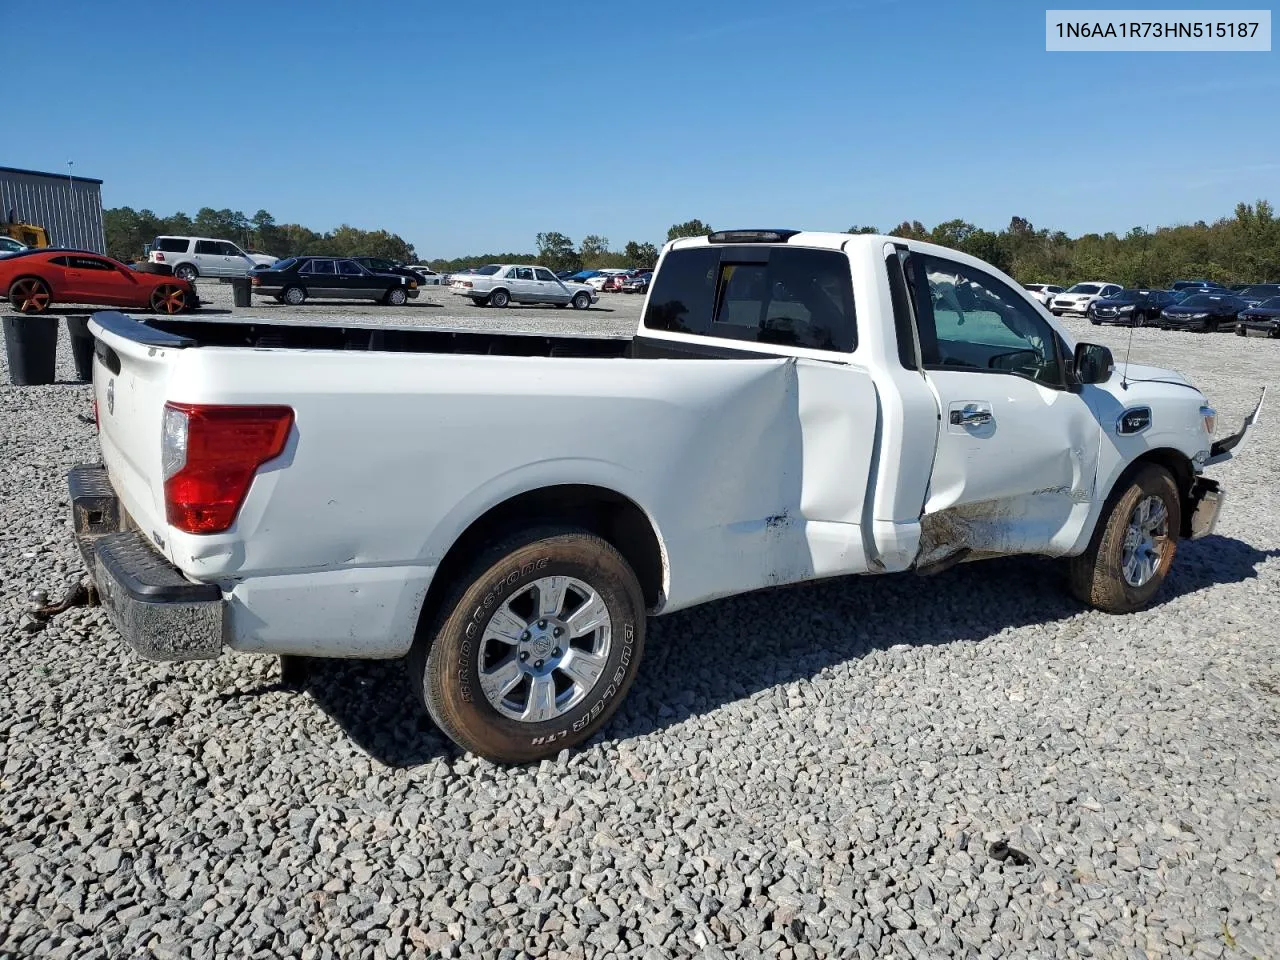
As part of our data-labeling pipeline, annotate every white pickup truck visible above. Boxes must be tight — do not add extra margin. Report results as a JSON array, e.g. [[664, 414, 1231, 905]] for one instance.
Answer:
[[70, 229, 1262, 763]]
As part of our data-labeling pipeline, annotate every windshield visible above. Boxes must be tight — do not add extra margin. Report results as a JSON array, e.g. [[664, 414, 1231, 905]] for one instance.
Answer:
[[1238, 285, 1280, 298], [1106, 290, 1145, 303], [474, 264, 503, 275], [1255, 297, 1280, 309], [1179, 295, 1220, 307], [1066, 283, 1101, 295], [272, 257, 297, 270]]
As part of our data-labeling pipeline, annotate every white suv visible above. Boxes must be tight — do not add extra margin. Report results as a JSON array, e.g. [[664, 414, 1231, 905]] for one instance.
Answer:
[[150, 236, 277, 281], [1050, 282, 1122, 316]]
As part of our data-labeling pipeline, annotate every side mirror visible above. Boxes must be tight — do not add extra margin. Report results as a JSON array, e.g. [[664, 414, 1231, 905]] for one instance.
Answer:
[[1073, 342, 1114, 385]]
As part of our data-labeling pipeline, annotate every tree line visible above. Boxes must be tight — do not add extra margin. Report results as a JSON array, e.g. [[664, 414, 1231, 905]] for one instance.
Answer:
[[863, 199, 1279, 286], [104, 207, 418, 263], [104, 203, 1279, 285]]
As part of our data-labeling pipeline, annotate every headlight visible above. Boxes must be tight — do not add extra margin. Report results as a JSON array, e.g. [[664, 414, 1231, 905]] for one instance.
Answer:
[[1200, 405, 1216, 435], [1192, 312, 1209, 319], [1118, 304, 1134, 311]]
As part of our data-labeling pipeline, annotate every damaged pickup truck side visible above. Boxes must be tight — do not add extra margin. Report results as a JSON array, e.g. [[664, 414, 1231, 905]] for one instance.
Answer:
[[69, 229, 1262, 763]]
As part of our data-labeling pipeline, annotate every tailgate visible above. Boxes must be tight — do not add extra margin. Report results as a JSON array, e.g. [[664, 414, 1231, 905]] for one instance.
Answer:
[[88, 313, 196, 560]]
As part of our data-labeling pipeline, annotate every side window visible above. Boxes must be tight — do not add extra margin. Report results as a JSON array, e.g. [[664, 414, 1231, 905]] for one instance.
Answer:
[[306, 259, 336, 276], [156, 237, 189, 253], [534, 268, 557, 282], [194, 240, 221, 254], [643, 246, 856, 352], [515, 267, 535, 281], [337, 260, 362, 276], [217, 242, 242, 256], [72, 256, 115, 271], [910, 254, 1062, 385], [50, 255, 71, 266]]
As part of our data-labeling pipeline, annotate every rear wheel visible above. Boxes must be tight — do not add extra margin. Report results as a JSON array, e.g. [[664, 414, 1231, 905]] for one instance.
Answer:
[[1069, 465, 1180, 614], [489, 289, 510, 308], [174, 264, 198, 283], [572, 292, 590, 310], [409, 527, 646, 764], [8, 277, 51, 313], [150, 285, 187, 314], [283, 285, 306, 306]]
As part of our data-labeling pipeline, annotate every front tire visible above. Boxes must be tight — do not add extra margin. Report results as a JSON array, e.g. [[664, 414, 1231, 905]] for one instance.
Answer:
[[1069, 465, 1181, 614], [409, 527, 646, 764], [572, 292, 590, 310], [385, 287, 408, 306], [283, 285, 306, 306]]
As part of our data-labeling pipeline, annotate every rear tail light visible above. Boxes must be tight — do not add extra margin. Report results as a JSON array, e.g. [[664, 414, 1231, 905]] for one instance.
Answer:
[[155, 252, 165, 261], [162, 402, 294, 534], [251, 276, 261, 286], [462, 281, 472, 288]]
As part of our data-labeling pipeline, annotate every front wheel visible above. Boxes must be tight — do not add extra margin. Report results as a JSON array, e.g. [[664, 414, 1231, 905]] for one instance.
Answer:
[[409, 527, 646, 764], [1132, 311, 1146, 327], [1068, 465, 1180, 614], [385, 287, 408, 306], [572, 292, 590, 310]]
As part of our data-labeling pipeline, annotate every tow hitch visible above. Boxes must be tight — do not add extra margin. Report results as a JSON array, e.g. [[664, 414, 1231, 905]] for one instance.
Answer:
[[27, 579, 100, 626]]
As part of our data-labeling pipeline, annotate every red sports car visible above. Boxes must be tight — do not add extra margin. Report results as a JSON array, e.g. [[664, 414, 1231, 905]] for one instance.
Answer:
[[1, 249, 196, 314]]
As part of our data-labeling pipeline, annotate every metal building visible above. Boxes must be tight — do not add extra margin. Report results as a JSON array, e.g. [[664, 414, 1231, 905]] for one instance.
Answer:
[[0, 165, 106, 254]]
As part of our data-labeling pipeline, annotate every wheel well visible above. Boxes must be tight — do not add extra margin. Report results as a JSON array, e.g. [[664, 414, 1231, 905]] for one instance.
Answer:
[[175, 262, 199, 276], [7, 274, 47, 291], [1112, 448, 1196, 536], [417, 484, 665, 636]]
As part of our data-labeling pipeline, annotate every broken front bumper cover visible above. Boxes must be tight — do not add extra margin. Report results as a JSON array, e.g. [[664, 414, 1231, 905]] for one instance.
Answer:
[[69, 464, 223, 660]]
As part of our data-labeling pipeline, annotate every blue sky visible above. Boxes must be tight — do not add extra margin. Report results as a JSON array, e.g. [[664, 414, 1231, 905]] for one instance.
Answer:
[[7, 0, 1277, 257]]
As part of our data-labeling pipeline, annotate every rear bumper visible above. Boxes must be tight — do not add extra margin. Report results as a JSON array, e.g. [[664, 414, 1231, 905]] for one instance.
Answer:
[[69, 464, 223, 661]]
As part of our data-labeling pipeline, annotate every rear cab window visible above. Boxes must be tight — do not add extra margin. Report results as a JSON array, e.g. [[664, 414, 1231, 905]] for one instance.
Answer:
[[644, 245, 856, 352]]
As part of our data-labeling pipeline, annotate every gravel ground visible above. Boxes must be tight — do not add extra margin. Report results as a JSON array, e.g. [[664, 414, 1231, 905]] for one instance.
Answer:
[[1, 303, 1277, 959]]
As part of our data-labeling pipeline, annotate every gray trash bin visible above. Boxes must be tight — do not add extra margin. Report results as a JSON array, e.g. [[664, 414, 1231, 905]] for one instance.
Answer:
[[232, 277, 252, 308]]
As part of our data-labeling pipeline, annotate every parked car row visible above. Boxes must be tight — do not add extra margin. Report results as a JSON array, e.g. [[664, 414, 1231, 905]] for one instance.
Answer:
[[1022, 277, 1280, 335]]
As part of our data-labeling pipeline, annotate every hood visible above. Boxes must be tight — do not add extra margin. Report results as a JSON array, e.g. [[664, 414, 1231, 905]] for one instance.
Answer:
[[1114, 362, 1193, 387]]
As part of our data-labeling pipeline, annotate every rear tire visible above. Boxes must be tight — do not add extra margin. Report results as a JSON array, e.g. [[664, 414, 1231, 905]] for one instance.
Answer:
[[489, 289, 510, 308], [283, 285, 306, 306], [409, 527, 646, 764], [1068, 465, 1180, 614], [174, 264, 198, 282]]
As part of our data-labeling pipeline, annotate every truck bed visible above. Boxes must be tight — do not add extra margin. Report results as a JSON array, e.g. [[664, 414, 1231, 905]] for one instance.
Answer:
[[90, 310, 633, 359]]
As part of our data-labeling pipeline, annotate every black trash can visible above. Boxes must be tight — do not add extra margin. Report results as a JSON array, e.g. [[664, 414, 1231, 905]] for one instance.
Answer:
[[231, 277, 252, 308], [66, 316, 96, 383], [3, 315, 59, 386]]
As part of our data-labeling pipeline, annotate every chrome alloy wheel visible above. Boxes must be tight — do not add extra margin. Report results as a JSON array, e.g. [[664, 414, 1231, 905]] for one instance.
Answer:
[[477, 575, 612, 723], [1121, 494, 1169, 587]]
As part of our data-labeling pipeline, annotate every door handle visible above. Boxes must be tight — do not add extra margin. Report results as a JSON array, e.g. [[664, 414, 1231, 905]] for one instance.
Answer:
[[949, 405, 993, 427]]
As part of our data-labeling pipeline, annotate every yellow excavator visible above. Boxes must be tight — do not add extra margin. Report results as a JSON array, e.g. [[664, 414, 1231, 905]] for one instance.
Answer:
[[3, 211, 51, 249]]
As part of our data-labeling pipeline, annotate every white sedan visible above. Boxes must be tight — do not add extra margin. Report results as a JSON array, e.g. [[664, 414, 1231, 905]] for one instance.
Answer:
[[407, 265, 445, 285], [1024, 283, 1064, 306]]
